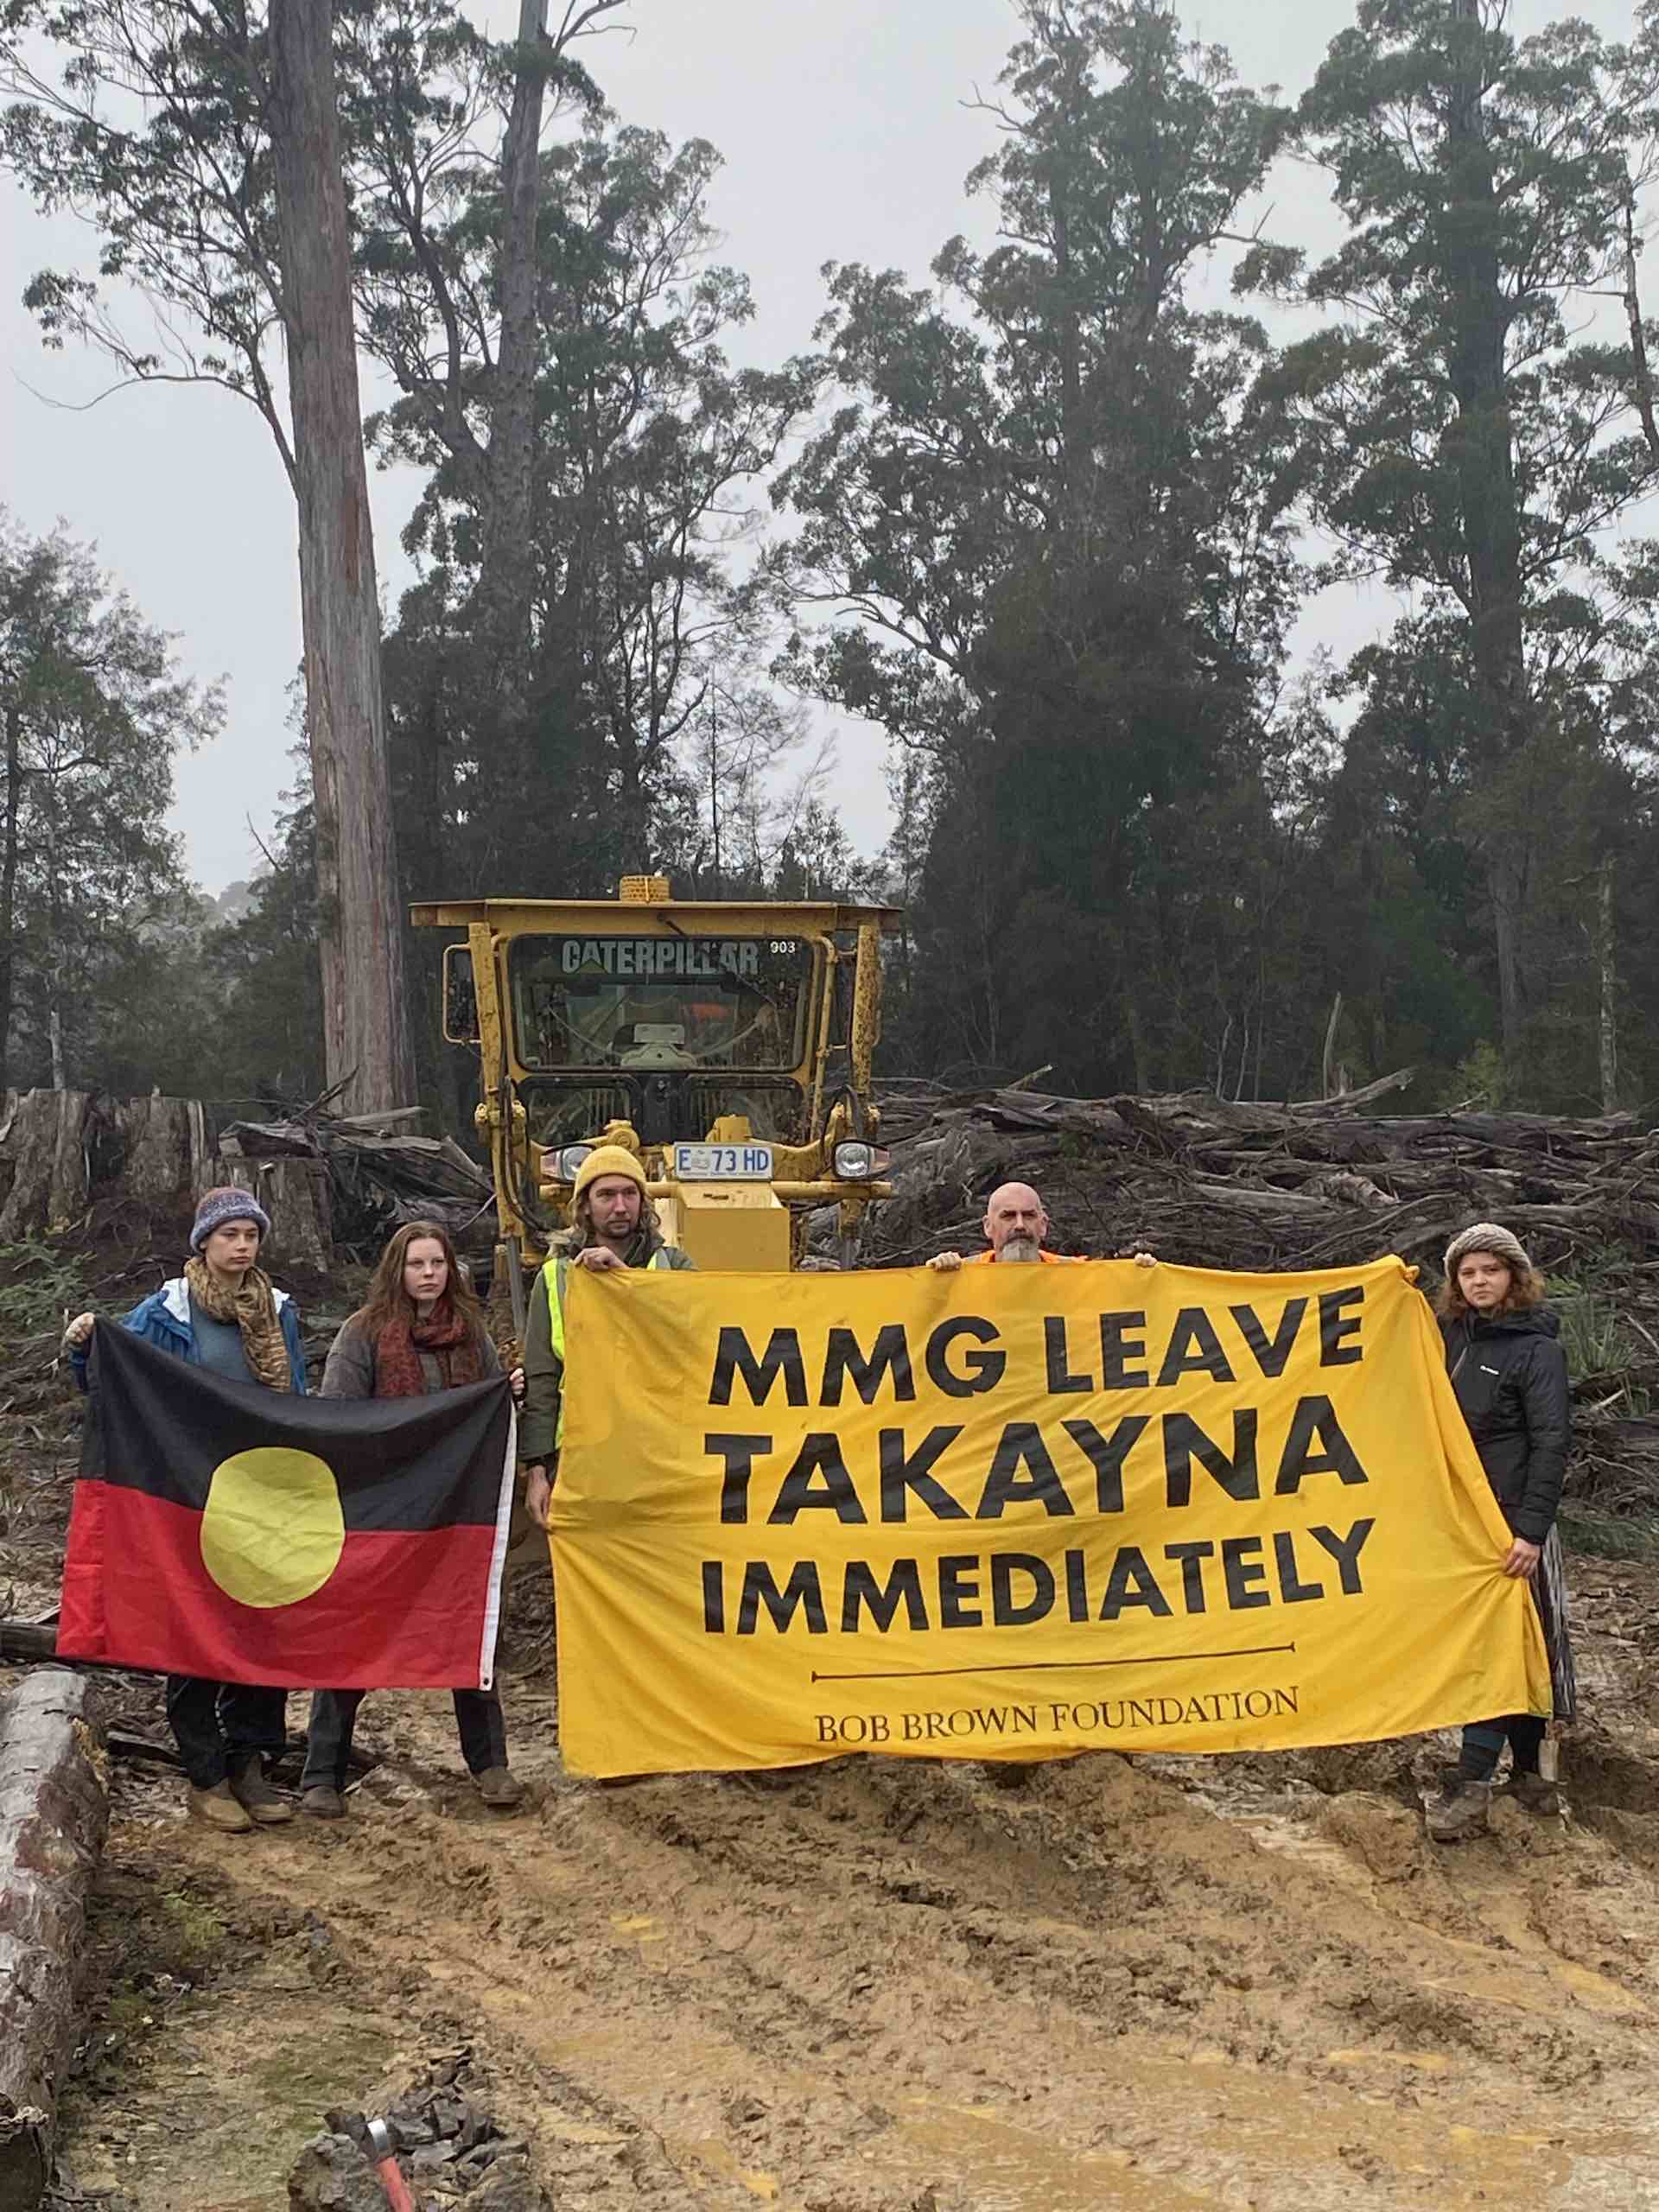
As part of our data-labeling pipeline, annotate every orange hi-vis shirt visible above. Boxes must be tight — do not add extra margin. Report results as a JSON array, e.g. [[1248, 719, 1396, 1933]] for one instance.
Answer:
[[966, 1248, 1085, 1263]]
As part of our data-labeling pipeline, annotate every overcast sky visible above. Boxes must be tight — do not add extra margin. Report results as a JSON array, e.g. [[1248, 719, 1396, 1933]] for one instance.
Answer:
[[0, 0, 1643, 895]]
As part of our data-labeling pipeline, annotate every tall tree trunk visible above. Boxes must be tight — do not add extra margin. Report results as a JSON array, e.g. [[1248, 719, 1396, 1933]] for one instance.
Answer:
[[1489, 849, 1525, 1080], [1446, 0, 1531, 1062], [48, 998, 65, 1090], [269, 0, 414, 1114], [0, 706, 20, 1092], [1598, 852, 1618, 1113], [478, 0, 549, 696]]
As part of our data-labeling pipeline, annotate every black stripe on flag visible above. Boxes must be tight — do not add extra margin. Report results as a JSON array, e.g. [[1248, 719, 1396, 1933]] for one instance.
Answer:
[[84, 1322, 512, 1531]]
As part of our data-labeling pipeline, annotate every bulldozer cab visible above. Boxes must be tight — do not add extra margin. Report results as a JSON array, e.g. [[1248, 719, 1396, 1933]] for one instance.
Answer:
[[412, 878, 901, 1308]]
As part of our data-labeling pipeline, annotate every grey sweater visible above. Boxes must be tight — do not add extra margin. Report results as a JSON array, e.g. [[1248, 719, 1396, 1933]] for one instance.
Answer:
[[320, 1313, 501, 1399]]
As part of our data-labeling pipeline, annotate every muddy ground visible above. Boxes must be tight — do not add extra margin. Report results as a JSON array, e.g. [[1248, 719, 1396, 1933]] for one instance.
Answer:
[[8, 1230, 1659, 2212], [8, 1535, 1659, 2211]]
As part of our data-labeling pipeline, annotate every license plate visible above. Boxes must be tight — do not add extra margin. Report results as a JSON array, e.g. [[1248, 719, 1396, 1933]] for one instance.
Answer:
[[671, 1142, 774, 1180]]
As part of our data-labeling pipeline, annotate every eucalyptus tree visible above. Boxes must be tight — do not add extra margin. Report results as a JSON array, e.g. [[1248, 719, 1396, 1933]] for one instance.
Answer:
[[2, 0, 624, 1105], [1250, 0, 1659, 1070], [778, 0, 1306, 1090]]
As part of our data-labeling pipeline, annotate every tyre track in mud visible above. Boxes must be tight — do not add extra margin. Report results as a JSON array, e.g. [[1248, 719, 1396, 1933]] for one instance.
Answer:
[[48, 1561, 1659, 2212], [128, 1718, 1659, 2212]]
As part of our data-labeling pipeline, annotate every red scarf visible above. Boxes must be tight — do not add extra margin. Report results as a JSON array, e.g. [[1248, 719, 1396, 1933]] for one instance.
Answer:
[[373, 1302, 485, 1397]]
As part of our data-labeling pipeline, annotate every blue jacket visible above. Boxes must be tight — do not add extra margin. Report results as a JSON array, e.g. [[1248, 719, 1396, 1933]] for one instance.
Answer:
[[73, 1275, 308, 1395]]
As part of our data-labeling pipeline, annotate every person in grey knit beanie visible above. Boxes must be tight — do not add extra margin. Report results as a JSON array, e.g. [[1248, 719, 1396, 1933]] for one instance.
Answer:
[[1442, 1221, 1532, 1285], [60, 1178, 302, 1838], [189, 1185, 272, 1252]]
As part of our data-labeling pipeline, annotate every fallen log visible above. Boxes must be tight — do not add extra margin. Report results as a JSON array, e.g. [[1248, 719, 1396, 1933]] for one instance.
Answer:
[[0, 1669, 109, 2212], [0, 1626, 59, 1665]]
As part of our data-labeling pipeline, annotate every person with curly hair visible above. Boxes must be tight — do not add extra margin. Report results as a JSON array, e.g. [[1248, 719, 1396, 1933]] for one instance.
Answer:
[[1425, 1222, 1576, 1842]]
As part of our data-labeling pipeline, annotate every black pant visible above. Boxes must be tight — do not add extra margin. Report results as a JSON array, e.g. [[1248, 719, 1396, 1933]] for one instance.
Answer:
[[1459, 1713, 1546, 1783], [166, 1675, 289, 1790], [301, 1687, 509, 1792]]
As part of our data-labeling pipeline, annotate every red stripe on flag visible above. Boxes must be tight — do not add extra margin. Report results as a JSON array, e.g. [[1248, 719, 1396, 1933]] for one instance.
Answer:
[[58, 1480, 500, 1689]]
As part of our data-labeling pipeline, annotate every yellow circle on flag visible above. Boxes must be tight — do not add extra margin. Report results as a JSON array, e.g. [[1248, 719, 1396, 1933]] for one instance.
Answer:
[[199, 1448, 346, 1609]]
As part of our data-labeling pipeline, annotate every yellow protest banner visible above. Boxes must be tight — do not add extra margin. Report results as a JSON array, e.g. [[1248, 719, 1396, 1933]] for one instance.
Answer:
[[549, 1257, 1551, 1777]]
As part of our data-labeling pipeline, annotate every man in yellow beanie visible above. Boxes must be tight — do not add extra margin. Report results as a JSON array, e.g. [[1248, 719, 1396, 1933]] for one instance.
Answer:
[[520, 1145, 695, 1529]]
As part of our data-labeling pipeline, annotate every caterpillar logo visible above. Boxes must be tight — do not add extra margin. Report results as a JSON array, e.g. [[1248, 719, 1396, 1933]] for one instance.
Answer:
[[559, 938, 763, 979]]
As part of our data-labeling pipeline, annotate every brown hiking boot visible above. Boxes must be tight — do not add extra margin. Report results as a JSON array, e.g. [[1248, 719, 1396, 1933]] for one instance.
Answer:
[[1499, 1770, 1560, 1815], [301, 1785, 346, 1820], [474, 1765, 524, 1809], [188, 1779, 254, 1834], [1425, 1778, 1492, 1842], [228, 1762, 294, 1825]]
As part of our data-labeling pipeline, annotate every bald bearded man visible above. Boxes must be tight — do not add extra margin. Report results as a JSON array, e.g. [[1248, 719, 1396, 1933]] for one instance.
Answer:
[[925, 1178, 1148, 1792], [928, 1181, 1153, 1270]]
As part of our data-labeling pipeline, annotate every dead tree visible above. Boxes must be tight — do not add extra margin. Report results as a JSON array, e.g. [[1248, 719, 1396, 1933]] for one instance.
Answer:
[[268, 0, 415, 1116]]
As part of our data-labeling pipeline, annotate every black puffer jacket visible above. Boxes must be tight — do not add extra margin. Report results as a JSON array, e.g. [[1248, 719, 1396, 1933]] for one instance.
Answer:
[[1440, 1307, 1570, 1545]]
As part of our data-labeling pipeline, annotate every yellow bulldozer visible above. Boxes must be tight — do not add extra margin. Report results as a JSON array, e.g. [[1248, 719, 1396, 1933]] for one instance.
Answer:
[[412, 875, 901, 1330]]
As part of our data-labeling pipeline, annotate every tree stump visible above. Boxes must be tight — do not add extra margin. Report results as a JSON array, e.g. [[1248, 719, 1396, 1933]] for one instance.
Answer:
[[0, 1669, 109, 2212], [117, 1095, 219, 1207], [0, 1090, 94, 1242], [209, 1154, 334, 1272]]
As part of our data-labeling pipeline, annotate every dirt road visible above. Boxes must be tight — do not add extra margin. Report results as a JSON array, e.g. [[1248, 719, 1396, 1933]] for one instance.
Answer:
[[23, 1559, 1659, 2212]]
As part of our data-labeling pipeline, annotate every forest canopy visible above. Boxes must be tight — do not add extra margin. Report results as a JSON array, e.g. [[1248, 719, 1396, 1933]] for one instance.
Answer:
[[5, 0, 1659, 1116]]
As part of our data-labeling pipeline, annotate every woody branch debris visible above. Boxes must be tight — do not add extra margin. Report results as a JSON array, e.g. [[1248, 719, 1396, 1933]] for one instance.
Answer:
[[862, 1073, 1659, 1532], [219, 1103, 495, 1259]]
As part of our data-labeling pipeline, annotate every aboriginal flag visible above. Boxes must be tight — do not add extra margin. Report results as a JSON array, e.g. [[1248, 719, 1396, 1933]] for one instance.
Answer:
[[58, 1323, 517, 1689]]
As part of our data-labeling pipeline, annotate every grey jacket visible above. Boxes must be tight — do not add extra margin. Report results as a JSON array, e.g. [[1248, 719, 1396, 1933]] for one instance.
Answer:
[[320, 1312, 501, 1399]]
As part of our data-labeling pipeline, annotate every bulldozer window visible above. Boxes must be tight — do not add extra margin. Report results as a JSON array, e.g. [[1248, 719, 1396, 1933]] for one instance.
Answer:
[[442, 944, 480, 1044], [509, 935, 814, 1075], [522, 1076, 807, 1147]]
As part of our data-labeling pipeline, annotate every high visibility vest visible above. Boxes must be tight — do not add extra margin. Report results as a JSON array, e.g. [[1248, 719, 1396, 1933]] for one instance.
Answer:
[[543, 1248, 673, 1444]]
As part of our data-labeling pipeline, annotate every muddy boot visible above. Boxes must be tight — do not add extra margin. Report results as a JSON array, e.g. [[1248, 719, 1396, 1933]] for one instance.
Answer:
[[474, 1765, 524, 1809], [1425, 1778, 1492, 1842], [188, 1779, 253, 1834], [301, 1785, 346, 1820], [1499, 1770, 1560, 1816], [228, 1760, 294, 1826]]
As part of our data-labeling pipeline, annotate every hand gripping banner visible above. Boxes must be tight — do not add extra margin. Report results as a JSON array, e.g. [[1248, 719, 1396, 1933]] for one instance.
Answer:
[[549, 1258, 1551, 1777]]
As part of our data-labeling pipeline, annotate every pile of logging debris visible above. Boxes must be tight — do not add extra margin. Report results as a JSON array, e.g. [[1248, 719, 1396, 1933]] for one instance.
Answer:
[[866, 1068, 1656, 1268], [860, 1071, 1659, 1534], [0, 1087, 494, 1268], [218, 1107, 493, 1265]]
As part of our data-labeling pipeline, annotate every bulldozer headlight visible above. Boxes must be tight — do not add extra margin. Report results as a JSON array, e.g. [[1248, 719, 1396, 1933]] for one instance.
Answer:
[[552, 1143, 594, 1183], [832, 1141, 890, 1179]]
